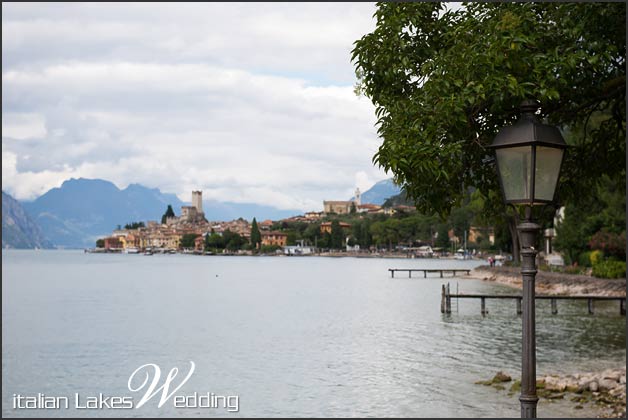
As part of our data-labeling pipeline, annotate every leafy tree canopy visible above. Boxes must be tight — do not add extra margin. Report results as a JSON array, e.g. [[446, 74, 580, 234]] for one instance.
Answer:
[[124, 221, 145, 230], [180, 233, 199, 249], [161, 204, 176, 224], [250, 218, 262, 248], [352, 2, 625, 216]]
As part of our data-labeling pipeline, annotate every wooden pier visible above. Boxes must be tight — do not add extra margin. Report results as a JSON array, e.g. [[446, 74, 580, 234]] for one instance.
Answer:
[[440, 283, 626, 316], [389, 268, 471, 278]]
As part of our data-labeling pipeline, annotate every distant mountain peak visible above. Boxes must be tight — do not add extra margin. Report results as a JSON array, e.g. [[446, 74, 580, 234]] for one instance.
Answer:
[[351, 178, 402, 205], [2, 191, 53, 249]]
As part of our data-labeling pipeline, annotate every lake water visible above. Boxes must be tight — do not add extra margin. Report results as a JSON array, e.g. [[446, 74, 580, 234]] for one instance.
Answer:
[[2, 250, 625, 418]]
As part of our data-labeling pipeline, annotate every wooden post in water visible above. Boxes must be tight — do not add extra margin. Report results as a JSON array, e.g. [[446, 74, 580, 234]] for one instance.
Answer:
[[391, 270, 395, 278], [621, 299, 626, 316], [517, 298, 522, 315], [481, 297, 488, 315], [424, 270, 427, 278], [441, 285, 446, 313], [409, 270, 411, 278], [588, 298, 594, 315], [440, 270, 443, 278], [551, 299, 558, 315], [446, 283, 451, 314]]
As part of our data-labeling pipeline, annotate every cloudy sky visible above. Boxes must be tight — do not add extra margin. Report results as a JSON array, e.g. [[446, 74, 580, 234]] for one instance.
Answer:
[[2, 2, 387, 211]]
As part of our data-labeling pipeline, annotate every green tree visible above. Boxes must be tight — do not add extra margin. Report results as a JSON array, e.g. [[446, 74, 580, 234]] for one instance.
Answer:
[[435, 224, 450, 249], [161, 205, 176, 224], [350, 202, 357, 214], [330, 220, 344, 249], [124, 221, 145, 230], [360, 219, 372, 249], [226, 233, 246, 251], [180, 233, 199, 249], [555, 173, 626, 263], [250, 218, 262, 249], [353, 2, 626, 257], [96, 238, 105, 248], [206, 233, 225, 250]]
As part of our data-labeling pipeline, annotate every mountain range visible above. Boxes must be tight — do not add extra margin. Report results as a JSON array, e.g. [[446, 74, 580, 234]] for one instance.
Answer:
[[4, 177, 402, 249], [2, 191, 53, 249], [354, 178, 401, 204]]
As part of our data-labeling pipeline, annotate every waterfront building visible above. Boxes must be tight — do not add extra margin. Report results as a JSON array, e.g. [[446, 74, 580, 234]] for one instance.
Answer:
[[284, 244, 314, 255], [261, 231, 288, 247], [320, 221, 351, 234], [103, 236, 123, 250]]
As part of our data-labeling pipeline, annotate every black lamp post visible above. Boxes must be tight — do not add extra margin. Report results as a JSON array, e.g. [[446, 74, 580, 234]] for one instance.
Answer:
[[489, 100, 567, 418]]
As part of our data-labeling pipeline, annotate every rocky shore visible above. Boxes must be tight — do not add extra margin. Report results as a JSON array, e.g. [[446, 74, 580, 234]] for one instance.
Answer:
[[469, 266, 626, 297], [470, 267, 626, 417], [477, 368, 626, 418]]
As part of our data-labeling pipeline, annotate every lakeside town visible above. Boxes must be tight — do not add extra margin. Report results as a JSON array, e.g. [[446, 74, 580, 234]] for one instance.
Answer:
[[93, 189, 503, 260], [3, 2, 626, 419]]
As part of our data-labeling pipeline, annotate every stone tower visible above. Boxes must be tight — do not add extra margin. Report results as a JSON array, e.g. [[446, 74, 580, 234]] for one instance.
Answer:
[[354, 188, 361, 206], [192, 191, 203, 213]]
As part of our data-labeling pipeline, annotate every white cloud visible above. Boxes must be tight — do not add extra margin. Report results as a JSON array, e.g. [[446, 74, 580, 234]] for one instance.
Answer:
[[2, 3, 390, 210], [2, 112, 47, 140]]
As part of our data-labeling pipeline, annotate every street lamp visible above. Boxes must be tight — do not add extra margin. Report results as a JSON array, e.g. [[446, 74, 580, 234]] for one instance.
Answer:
[[488, 100, 567, 418]]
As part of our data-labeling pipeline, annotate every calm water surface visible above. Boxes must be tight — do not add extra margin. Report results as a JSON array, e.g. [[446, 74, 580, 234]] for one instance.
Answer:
[[2, 250, 625, 417]]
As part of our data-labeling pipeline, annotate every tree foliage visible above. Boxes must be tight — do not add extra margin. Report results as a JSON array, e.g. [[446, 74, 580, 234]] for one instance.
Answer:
[[161, 205, 176, 224], [352, 2, 626, 217], [180, 233, 199, 249], [124, 221, 145, 230], [330, 220, 344, 249], [250, 218, 261, 249], [554, 173, 626, 263]]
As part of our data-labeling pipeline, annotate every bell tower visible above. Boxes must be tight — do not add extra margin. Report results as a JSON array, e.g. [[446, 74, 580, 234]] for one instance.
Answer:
[[192, 191, 203, 213], [354, 188, 361, 206]]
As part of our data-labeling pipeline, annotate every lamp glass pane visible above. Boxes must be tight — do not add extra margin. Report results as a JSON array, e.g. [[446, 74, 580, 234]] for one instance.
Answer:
[[495, 146, 532, 202], [534, 146, 563, 201]]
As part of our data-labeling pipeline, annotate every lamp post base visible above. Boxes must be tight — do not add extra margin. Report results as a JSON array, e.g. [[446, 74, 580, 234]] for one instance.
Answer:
[[518, 219, 540, 418], [520, 395, 539, 418]]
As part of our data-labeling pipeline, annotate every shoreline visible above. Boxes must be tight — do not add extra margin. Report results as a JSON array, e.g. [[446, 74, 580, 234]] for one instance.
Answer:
[[469, 266, 626, 297], [478, 368, 626, 418], [471, 267, 626, 417]]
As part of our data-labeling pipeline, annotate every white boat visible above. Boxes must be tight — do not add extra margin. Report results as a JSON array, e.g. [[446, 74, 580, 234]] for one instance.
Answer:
[[125, 247, 140, 254]]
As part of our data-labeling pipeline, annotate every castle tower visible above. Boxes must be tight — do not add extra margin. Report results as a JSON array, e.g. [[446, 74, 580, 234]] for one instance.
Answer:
[[192, 191, 203, 213], [354, 188, 361, 206]]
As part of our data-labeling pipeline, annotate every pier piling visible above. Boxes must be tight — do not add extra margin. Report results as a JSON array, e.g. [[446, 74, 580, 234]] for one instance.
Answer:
[[389, 268, 471, 278], [551, 298, 558, 315], [441, 291, 624, 317], [516, 298, 522, 315]]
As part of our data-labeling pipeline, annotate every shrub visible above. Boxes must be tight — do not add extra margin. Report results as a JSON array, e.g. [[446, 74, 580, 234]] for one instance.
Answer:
[[564, 265, 586, 275], [260, 244, 281, 254], [589, 231, 626, 260], [589, 250, 604, 266], [592, 260, 626, 279], [578, 251, 592, 267]]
